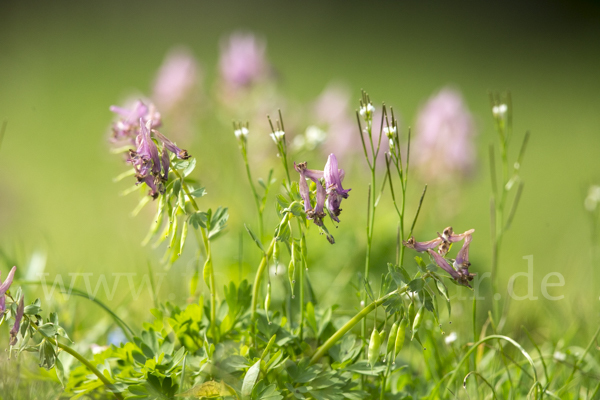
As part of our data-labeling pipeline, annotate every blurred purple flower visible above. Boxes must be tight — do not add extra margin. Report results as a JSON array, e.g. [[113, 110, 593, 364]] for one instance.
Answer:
[[152, 47, 201, 112], [0, 266, 16, 313], [219, 32, 269, 88], [324, 154, 351, 222], [9, 296, 24, 345], [413, 88, 476, 182], [110, 100, 161, 145], [314, 84, 358, 158]]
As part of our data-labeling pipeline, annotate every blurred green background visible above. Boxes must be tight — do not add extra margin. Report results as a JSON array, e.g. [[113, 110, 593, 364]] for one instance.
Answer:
[[1, 0, 600, 345]]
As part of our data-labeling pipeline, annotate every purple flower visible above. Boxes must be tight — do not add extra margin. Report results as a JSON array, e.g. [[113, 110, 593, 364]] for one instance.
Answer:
[[403, 236, 443, 253], [152, 47, 201, 112], [128, 120, 164, 198], [441, 226, 475, 243], [404, 227, 475, 256], [110, 101, 161, 145], [453, 233, 472, 275], [9, 296, 24, 346], [219, 32, 269, 88], [323, 154, 351, 222], [153, 129, 191, 160], [427, 249, 460, 281], [413, 88, 476, 182], [0, 266, 16, 314], [294, 162, 326, 226], [404, 227, 476, 287], [428, 249, 475, 287]]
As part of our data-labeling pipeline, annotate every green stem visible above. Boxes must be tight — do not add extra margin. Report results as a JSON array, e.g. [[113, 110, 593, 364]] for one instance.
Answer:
[[31, 321, 123, 400], [172, 168, 216, 340], [310, 285, 408, 365], [242, 149, 264, 240], [438, 335, 538, 399], [300, 236, 307, 341], [362, 168, 377, 354], [251, 213, 291, 320], [561, 323, 600, 393]]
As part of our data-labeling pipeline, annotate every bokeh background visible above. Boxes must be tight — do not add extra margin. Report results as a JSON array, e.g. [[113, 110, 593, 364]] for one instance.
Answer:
[[1, 0, 600, 348]]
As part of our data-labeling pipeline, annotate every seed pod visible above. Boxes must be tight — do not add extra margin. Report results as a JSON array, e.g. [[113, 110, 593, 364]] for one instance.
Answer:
[[203, 259, 213, 289], [264, 283, 271, 321], [273, 242, 280, 275], [368, 328, 382, 367], [386, 322, 398, 356], [288, 259, 295, 297], [395, 318, 407, 357], [408, 302, 416, 325], [168, 213, 179, 250], [300, 234, 308, 269], [411, 306, 424, 341], [178, 217, 188, 256]]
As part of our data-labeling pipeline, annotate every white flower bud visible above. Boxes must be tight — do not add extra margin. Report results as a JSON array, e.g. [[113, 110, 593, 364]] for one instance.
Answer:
[[270, 130, 285, 144], [492, 104, 508, 117], [234, 127, 249, 140]]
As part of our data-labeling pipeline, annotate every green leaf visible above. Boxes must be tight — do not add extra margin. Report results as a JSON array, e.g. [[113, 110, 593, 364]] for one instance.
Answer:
[[286, 201, 305, 218], [182, 158, 196, 177], [208, 207, 229, 239], [38, 339, 56, 370], [189, 211, 207, 229], [306, 302, 318, 335], [408, 279, 424, 293], [364, 279, 374, 302], [252, 380, 283, 400], [415, 256, 427, 273], [37, 323, 57, 337], [245, 224, 265, 253], [275, 220, 291, 243], [344, 361, 386, 376], [189, 187, 206, 198], [398, 265, 411, 283], [276, 194, 291, 210], [55, 358, 66, 388], [242, 360, 261, 399], [24, 298, 42, 316]]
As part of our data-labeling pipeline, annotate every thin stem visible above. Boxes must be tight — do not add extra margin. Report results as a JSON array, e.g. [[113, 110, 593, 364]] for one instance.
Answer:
[[251, 213, 292, 320], [242, 148, 264, 240], [310, 285, 409, 365], [172, 168, 216, 340], [31, 320, 123, 399], [562, 324, 600, 392]]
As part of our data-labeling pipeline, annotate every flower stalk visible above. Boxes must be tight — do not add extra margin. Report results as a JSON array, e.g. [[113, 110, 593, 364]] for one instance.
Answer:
[[172, 168, 216, 340], [250, 212, 292, 320], [30, 318, 124, 400], [309, 284, 409, 365]]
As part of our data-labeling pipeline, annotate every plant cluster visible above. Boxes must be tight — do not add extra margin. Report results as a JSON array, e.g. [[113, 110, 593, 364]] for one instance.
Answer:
[[1, 37, 599, 400]]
